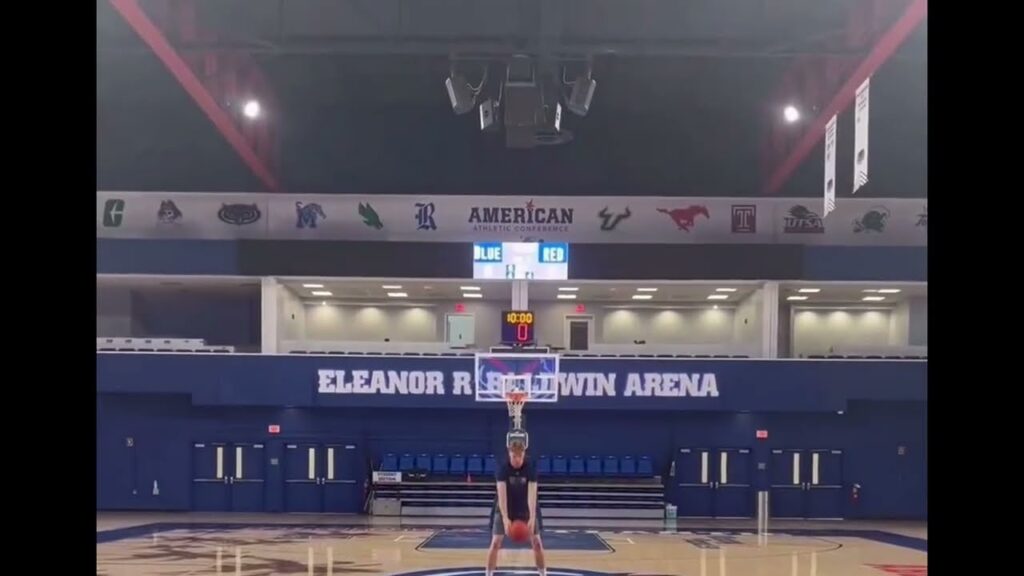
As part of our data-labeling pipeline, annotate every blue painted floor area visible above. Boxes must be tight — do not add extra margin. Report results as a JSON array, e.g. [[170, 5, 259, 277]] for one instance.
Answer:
[[96, 522, 926, 553], [419, 529, 611, 551]]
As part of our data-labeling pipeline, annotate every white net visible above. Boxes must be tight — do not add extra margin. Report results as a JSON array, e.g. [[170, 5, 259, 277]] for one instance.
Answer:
[[503, 375, 531, 430]]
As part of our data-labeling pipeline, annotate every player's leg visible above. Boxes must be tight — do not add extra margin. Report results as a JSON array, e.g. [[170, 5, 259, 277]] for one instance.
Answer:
[[486, 508, 505, 576], [530, 507, 546, 576]]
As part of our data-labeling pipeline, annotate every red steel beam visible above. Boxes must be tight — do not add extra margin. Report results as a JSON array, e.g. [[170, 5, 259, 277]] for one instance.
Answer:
[[108, 0, 280, 191], [763, 0, 927, 195]]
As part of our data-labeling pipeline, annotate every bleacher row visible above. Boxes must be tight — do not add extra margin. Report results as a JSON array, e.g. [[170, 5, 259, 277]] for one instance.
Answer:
[[97, 337, 235, 353], [379, 453, 655, 478], [291, 350, 749, 359], [807, 354, 927, 360]]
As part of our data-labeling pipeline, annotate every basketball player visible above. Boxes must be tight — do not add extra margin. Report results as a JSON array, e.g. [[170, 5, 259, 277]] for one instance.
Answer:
[[486, 436, 546, 576]]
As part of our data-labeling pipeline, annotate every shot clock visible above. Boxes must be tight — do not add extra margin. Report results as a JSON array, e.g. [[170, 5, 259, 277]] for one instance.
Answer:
[[501, 310, 536, 345]]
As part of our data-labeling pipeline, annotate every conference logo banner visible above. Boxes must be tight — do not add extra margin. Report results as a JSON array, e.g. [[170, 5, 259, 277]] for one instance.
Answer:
[[97, 192, 927, 246], [97, 194, 270, 239]]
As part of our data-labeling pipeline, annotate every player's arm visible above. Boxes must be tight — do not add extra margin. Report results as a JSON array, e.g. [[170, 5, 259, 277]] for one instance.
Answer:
[[528, 481, 538, 520], [527, 460, 539, 528], [496, 464, 511, 523], [496, 480, 510, 522]]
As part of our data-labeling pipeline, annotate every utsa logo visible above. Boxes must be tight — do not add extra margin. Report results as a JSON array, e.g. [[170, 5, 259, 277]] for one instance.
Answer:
[[295, 202, 326, 229], [657, 205, 709, 232]]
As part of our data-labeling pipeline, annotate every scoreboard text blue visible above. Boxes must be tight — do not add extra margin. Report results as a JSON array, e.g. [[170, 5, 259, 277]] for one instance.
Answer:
[[539, 243, 569, 264], [473, 243, 503, 262]]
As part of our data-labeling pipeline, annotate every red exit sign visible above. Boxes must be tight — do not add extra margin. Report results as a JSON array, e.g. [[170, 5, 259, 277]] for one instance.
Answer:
[[268, 424, 281, 434], [756, 430, 768, 439]]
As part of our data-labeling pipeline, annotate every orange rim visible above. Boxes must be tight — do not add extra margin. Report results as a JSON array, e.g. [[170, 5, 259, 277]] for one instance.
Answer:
[[506, 392, 527, 404]]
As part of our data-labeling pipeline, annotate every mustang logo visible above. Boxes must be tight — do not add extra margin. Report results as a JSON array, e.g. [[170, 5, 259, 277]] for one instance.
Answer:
[[657, 205, 709, 232]]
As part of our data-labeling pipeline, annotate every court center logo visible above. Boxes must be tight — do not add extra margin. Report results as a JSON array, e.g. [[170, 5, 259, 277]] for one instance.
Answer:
[[391, 565, 655, 569]]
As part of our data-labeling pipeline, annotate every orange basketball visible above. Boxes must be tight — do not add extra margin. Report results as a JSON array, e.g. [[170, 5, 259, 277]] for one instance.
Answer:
[[508, 520, 531, 542]]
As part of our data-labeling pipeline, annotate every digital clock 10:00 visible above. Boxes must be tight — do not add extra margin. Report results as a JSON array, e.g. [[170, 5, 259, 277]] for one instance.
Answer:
[[505, 311, 534, 325], [500, 310, 536, 344]]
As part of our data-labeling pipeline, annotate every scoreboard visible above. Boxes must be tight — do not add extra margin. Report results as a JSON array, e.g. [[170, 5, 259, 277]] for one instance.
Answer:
[[501, 310, 536, 345], [473, 242, 569, 280]]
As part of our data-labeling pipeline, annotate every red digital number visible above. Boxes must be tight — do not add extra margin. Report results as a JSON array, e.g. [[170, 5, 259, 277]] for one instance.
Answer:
[[516, 322, 530, 342]]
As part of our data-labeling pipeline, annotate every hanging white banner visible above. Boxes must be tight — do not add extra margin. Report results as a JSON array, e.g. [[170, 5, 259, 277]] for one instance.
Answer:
[[853, 77, 871, 193], [824, 115, 837, 218]]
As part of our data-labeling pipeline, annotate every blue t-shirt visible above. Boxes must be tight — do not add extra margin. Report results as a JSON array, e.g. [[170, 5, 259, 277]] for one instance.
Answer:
[[495, 457, 538, 519]]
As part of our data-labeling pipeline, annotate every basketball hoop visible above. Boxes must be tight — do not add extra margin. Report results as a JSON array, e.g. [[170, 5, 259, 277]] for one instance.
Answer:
[[506, 391, 527, 431]]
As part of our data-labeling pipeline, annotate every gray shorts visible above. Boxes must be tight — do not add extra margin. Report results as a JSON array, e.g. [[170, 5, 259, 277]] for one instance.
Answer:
[[490, 507, 543, 536]]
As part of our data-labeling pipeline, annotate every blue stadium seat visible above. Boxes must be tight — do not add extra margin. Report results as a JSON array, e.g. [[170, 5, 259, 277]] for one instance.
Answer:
[[619, 456, 636, 476], [380, 453, 398, 472], [484, 454, 497, 475], [537, 455, 552, 475], [569, 455, 585, 476], [586, 455, 602, 476], [399, 453, 415, 472], [552, 455, 568, 476], [416, 453, 432, 471], [449, 454, 466, 475], [637, 455, 654, 476], [603, 456, 619, 476], [432, 454, 449, 475], [467, 454, 483, 475]]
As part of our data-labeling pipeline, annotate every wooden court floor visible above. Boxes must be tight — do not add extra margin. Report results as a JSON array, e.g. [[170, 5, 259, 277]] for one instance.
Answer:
[[97, 514, 927, 576]]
